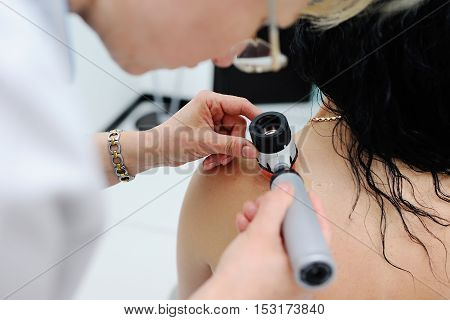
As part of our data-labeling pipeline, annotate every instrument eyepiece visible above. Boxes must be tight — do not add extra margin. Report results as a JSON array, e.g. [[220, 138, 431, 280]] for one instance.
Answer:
[[249, 112, 296, 173], [264, 127, 278, 136], [249, 111, 291, 154]]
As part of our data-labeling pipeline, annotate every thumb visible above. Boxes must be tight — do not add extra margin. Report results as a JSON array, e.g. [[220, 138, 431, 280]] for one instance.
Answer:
[[249, 183, 294, 236], [212, 133, 258, 159]]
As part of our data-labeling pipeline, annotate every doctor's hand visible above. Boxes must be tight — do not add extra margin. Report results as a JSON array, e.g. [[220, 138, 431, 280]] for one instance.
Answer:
[[191, 183, 305, 300], [156, 91, 261, 169], [96, 91, 260, 186]]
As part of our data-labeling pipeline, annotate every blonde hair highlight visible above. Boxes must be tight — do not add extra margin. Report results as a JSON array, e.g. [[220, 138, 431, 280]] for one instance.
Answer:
[[302, 0, 427, 28]]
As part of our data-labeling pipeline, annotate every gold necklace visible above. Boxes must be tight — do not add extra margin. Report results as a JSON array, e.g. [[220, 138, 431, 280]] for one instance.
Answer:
[[309, 115, 342, 122]]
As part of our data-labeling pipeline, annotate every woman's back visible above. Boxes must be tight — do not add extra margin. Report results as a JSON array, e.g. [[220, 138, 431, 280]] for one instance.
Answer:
[[177, 118, 450, 299]]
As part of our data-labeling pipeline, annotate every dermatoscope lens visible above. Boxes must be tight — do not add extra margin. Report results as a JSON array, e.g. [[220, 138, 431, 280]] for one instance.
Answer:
[[249, 112, 291, 154], [264, 127, 278, 135], [249, 112, 297, 173]]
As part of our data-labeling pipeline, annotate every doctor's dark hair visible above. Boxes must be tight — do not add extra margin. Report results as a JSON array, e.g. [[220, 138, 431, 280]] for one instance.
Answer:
[[293, 0, 450, 275]]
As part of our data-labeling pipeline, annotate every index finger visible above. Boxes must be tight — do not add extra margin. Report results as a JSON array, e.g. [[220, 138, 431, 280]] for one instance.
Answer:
[[210, 92, 262, 120]]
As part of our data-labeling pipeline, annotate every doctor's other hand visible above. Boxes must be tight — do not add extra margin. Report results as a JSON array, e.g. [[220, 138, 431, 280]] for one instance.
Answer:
[[191, 183, 304, 300], [156, 91, 261, 169]]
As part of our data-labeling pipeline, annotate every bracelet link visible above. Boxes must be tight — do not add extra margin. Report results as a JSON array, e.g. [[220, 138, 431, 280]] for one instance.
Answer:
[[108, 129, 134, 182]]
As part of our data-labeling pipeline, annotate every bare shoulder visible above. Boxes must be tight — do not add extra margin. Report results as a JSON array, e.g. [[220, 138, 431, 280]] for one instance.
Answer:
[[179, 158, 269, 269], [179, 123, 449, 298]]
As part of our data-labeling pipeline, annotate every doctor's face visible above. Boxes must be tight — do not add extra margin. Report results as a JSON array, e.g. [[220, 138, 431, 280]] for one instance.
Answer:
[[85, 0, 309, 74]]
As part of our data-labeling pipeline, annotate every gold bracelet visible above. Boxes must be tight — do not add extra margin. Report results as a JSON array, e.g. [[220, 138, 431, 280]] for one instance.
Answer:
[[108, 130, 134, 182]]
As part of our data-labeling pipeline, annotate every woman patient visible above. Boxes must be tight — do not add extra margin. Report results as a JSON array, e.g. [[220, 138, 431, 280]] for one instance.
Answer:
[[177, 0, 450, 299]]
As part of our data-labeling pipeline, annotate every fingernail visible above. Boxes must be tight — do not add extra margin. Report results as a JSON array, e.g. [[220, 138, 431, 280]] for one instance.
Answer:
[[203, 162, 217, 170], [242, 146, 257, 159]]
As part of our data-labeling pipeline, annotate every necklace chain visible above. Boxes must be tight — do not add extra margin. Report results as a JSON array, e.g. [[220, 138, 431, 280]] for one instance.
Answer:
[[309, 115, 342, 122]]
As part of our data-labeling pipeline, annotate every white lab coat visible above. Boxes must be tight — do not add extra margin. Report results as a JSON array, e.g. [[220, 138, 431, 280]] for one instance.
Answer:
[[0, 0, 104, 299]]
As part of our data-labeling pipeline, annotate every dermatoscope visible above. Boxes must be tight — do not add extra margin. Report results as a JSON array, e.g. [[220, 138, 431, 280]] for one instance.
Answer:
[[249, 112, 335, 289]]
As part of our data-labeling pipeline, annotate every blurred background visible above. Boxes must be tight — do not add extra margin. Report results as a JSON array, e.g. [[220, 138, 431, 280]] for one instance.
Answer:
[[70, 13, 319, 299]]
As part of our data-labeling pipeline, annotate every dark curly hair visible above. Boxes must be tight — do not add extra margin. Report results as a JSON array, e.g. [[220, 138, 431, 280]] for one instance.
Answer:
[[293, 0, 450, 276]]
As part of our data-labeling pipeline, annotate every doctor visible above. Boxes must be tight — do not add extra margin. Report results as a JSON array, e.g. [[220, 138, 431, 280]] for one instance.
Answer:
[[0, 0, 351, 299]]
